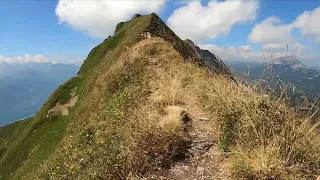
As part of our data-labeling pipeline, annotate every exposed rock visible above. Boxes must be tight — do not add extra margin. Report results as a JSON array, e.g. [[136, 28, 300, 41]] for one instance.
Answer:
[[196, 167, 205, 175], [199, 117, 210, 121], [181, 110, 192, 124], [104, 36, 112, 42], [115, 22, 124, 34], [141, 31, 152, 39], [170, 168, 185, 175], [46, 88, 78, 117], [145, 14, 203, 66], [180, 110, 193, 132], [191, 136, 214, 154], [132, 14, 142, 19], [180, 165, 189, 171], [145, 13, 232, 77], [185, 39, 230, 74]]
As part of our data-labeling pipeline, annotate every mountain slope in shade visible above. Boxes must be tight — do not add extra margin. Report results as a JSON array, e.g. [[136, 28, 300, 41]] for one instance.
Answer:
[[0, 63, 79, 125]]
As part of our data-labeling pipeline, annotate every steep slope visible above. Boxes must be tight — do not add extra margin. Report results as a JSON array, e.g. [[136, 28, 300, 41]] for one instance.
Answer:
[[0, 13, 229, 180], [0, 118, 32, 154], [0, 14, 320, 180]]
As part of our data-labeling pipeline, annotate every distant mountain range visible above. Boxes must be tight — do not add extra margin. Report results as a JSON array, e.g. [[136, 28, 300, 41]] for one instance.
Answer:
[[0, 62, 79, 126], [227, 56, 320, 100], [227, 56, 320, 120]]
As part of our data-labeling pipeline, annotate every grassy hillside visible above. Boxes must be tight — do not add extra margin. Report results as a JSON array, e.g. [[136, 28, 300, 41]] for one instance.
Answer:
[[0, 14, 319, 180], [0, 118, 32, 154], [0, 13, 163, 179]]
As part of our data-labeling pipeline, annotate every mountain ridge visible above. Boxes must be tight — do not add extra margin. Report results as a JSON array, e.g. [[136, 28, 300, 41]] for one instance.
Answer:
[[0, 13, 232, 179], [0, 13, 319, 179]]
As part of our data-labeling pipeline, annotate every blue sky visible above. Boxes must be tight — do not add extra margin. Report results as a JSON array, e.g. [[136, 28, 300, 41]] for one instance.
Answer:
[[0, 0, 99, 63], [0, 0, 320, 66]]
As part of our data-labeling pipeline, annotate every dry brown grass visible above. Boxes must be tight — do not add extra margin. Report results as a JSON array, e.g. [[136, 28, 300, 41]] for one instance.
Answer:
[[35, 38, 194, 179], [36, 37, 320, 179], [142, 39, 320, 179]]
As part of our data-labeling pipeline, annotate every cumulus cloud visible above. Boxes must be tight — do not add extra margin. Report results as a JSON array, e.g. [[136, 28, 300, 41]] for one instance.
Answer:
[[201, 43, 319, 67], [241, 45, 252, 52], [262, 43, 306, 55], [56, 0, 166, 38], [249, 16, 294, 44], [199, 44, 257, 61], [293, 7, 320, 42], [0, 54, 86, 65], [200, 44, 225, 54], [249, 5, 320, 57], [0, 54, 50, 64], [247, 11, 318, 60], [65, 58, 85, 65], [167, 0, 259, 43], [198, 43, 305, 63]]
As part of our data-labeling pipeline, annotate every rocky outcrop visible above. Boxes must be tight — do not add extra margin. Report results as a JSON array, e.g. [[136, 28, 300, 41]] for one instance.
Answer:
[[115, 22, 124, 34], [146, 14, 202, 65], [104, 36, 112, 42], [145, 13, 231, 76], [185, 39, 230, 74], [132, 14, 142, 19]]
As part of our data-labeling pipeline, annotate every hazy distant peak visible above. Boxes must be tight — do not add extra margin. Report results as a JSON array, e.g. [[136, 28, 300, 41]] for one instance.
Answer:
[[270, 56, 307, 69]]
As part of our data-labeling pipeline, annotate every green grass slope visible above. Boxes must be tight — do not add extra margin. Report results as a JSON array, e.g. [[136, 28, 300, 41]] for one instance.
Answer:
[[0, 78, 82, 179], [0, 13, 173, 179], [0, 118, 31, 155]]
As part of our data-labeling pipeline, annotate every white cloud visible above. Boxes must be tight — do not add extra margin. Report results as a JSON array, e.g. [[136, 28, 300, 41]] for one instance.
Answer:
[[241, 45, 251, 52], [0, 54, 50, 64], [200, 44, 225, 54], [167, 0, 259, 43], [262, 43, 285, 51], [249, 16, 294, 44], [26, 54, 49, 63], [249, 6, 320, 58], [199, 44, 258, 61], [247, 12, 317, 60], [56, 0, 166, 38], [293, 7, 320, 42], [199, 43, 305, 63], [66, 58, 84, 65], [262, 43, 306, 55], [0, 54, 86, 65]]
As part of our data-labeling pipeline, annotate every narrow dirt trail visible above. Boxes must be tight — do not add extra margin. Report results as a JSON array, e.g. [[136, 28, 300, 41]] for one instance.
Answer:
[[147, 115, 231, 180], [129, 38, 232, 180], [167, 116, 231, 180]]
